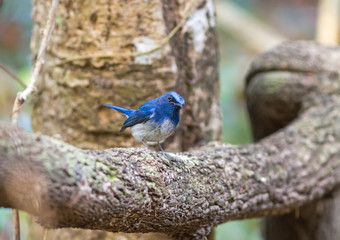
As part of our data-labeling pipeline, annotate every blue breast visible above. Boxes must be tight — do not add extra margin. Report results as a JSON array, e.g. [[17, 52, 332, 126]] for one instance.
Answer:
[[153, 104, 180, 127]]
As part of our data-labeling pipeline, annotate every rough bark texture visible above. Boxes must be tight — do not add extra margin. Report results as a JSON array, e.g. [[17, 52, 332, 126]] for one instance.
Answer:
[[30, 0, 219, 239], [161, 0, 220, 150], [1, 79, 340, 238], [1, 41, 340, 239], [245, 41, 340, 240]]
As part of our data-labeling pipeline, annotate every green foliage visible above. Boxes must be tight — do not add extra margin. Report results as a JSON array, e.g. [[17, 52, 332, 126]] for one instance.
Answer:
[[218, 39, 252, 145], [215, 219, 262, 240], [0, 209, 29, 240]]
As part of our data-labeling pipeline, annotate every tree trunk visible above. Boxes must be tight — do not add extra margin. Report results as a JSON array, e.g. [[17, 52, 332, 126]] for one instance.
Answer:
[[245, 41, 340, 240], [29, 0, 220, 239]]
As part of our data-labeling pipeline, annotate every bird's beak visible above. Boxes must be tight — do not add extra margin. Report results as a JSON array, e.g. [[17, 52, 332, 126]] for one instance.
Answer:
[[173, 102, 183, 108]]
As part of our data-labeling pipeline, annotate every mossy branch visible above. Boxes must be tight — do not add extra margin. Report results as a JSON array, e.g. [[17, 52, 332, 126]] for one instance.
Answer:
[[2, 41, 340, 240], [1, 91, 340, 239]]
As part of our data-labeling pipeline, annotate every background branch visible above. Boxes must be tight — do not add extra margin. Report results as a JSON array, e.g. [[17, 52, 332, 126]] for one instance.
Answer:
[[11, 0, 59, 125], [0, 63, 26, 88], [215, 0, 286, 53]]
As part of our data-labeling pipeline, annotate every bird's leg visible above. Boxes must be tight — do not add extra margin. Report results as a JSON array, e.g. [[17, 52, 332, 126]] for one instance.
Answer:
[[158, 142, 166, 156], [142, 140, 149, 150]]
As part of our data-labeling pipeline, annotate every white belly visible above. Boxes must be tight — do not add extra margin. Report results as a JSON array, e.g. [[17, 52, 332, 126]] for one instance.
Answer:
[[130, 119, 175, 143]]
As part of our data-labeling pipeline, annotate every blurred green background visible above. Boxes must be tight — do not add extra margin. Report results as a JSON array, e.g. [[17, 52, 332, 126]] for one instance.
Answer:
[[0, 0, 334, 239]]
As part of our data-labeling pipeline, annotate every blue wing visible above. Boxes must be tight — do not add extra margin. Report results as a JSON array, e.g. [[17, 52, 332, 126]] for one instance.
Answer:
[[104, 104, 135, 117], [121, 105, 155, 131]]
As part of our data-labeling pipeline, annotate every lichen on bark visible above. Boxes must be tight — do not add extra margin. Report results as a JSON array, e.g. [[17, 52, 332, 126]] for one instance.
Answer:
[[1, 88, 340, 238], [2, 42, 340, 239]]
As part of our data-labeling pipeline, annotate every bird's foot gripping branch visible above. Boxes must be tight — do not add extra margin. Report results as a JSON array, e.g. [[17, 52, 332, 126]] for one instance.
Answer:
[[1, 41, 340, 240]]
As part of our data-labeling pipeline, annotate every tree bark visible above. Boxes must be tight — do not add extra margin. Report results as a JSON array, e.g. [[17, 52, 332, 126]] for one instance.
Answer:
[[2, 41, 340, 239], [29, 0, 220, 239], [0, 81, 340, 238], [245, 42, 340, 240]]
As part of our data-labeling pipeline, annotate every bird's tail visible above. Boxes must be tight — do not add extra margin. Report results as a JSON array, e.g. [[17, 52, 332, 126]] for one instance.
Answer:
[[104, 104, 135, 117]]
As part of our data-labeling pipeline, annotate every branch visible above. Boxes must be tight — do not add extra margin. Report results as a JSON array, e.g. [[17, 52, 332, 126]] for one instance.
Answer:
[[215, 0, 286, 53], [1, 95, 340, 239], [0, 62, 26, 88], [11, 0, 59, 125], [2, 41, 340, 240]]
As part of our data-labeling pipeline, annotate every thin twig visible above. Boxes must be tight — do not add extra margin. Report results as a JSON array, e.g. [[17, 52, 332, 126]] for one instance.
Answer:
[[0, 63, 26, 88], [43, 229, 48, 240], [48, 0, 197, 68], [10, 1, 59, 240], [11, 0, 59, 126], [13, 210, 20, 240]]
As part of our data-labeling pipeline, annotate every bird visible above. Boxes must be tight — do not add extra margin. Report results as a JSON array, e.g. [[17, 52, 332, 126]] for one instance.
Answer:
[[104, 91, 185, 156]]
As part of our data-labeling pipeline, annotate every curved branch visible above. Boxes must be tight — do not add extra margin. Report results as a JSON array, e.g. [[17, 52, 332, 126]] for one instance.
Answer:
[[1, 41, 340, 240], [1, 99, 340, 239]]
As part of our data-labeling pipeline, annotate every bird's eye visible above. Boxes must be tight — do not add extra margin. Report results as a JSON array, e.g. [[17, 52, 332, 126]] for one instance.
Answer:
[[168, 95, 173, 101]]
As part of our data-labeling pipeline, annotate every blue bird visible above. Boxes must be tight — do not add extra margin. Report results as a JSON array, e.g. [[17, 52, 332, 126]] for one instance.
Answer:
[[104, 92, 185, 156]]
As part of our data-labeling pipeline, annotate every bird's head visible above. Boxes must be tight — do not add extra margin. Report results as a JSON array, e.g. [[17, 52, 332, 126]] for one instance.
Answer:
[[163, 91, 185, 109]]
